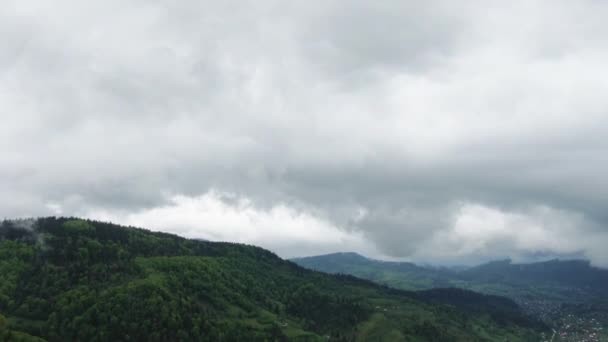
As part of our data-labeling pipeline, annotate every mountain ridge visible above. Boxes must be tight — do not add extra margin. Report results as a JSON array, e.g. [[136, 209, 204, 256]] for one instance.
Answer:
[[292, 251, 600, 272]]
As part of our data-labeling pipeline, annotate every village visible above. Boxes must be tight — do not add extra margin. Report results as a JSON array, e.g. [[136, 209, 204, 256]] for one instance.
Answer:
[[527, 300, 607, 342]]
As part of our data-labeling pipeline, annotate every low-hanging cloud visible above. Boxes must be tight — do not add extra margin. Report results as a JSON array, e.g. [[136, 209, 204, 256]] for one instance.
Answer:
[[2, 0, 608, 266]]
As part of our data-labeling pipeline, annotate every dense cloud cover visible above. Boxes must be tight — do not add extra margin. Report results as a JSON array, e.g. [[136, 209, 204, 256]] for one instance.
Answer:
[[2, 0, 608, 266]]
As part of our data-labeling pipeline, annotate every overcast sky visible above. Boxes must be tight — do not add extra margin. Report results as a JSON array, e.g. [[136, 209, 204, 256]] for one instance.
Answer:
[[2, 0, 608, 266]]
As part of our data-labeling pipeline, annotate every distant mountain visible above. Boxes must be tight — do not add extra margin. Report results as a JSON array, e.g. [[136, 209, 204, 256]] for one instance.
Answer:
[[460, 258, 608, 294], [291, 252, 454, 290], [291, 252, 608, 337], [0, 218, 546, 341], [292, 252, 608, 297]]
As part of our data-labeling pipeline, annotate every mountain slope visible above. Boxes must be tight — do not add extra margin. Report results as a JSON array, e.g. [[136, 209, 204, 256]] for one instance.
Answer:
[[0, 218, 546, 341]]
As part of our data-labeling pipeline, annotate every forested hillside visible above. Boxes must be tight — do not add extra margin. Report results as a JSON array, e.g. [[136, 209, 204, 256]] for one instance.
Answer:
[[0, 218, 546, 341]]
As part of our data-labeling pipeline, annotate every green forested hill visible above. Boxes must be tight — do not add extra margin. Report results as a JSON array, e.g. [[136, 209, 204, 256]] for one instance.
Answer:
[[0, 218, 545, 341]]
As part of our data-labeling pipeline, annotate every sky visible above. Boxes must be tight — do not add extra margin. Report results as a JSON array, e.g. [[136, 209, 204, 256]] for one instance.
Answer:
[[2, 0, 608, 267]]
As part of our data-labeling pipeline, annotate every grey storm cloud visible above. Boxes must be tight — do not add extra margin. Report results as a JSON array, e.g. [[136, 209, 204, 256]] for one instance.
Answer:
[[2, 0, 608, 266]]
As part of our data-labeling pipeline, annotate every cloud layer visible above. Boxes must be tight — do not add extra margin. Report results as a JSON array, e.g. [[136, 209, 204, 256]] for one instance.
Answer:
[[2, 0, 608, 266]]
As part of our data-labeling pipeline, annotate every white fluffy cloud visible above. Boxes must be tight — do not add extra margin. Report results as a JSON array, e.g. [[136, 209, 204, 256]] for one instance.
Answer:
[[2, 0, 608, 265], [416, 204, 608, 267], [84, 190, 377, 258]]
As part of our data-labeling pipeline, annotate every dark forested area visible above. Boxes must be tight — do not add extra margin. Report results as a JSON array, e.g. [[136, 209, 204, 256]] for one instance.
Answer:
[[0, 218, 545, 341]]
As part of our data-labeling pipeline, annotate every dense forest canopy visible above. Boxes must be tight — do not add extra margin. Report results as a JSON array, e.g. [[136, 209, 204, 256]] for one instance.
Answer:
[[0, 218, 546, 341]]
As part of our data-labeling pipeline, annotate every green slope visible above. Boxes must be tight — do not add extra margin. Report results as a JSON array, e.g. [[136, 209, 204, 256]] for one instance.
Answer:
[[0, 218, 545, 341]]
